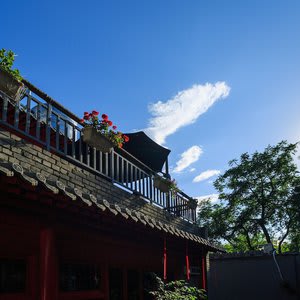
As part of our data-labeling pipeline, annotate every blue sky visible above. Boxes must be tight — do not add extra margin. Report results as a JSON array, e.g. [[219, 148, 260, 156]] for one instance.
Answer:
[[2, 0, 300, 200]]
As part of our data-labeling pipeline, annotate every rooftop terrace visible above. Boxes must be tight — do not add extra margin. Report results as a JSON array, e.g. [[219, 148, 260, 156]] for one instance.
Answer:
[[0, 80, 197, 224]]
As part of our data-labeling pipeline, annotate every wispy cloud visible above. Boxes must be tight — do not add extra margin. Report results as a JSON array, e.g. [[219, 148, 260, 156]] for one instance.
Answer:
[[144, 82, 230, 144], [196, 193, 219, 204], [190, 168, 196, 172], [193, 169, 221, 183], [173, 146, 203, 173]]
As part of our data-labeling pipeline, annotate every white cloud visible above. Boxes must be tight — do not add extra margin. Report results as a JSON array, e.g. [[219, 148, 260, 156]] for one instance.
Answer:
[[144, 82, 230, 145], [193, 169, 221, 182], [189, 168, 196, 172], [173, 145, 203, 173], [196, 193, 219, 204]]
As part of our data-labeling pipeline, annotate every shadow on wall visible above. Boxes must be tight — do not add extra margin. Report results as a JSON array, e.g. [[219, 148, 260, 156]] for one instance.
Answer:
[[208, 252, 300, 300]]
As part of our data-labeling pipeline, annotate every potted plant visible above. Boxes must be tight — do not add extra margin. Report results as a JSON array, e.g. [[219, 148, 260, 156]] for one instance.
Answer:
[[80, 111, 129, 153], [187, 198, 198, 209], [0, 49, 26, 103], [154, 175, 179, 194]]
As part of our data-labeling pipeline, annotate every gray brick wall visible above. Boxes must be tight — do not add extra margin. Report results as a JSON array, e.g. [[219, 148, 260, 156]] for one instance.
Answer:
[[0, 128, 200, 235]]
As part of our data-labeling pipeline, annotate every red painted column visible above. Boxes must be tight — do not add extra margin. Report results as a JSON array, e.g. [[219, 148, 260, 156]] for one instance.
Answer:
[[163, 237, 167, 281], [186, 242, 190, 281], [201, 254, 207, 290], [40, 228, 57, 300]]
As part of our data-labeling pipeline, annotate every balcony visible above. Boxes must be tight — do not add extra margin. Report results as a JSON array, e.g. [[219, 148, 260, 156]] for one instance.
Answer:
[[0, 80, 197, 223]]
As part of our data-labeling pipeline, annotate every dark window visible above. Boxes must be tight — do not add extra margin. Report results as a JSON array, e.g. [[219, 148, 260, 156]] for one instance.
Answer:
[[128, 270, 140, 300], [109, 268, 123, 300], [0, 259, 26, 293], [59, 263, 100, 292]]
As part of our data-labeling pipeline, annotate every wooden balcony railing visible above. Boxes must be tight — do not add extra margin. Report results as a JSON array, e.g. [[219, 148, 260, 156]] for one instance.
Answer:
[[0, 85, 197, 223]]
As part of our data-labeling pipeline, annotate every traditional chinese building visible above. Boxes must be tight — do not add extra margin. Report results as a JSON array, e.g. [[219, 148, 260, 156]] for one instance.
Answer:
[[0, 79, 222, 300]]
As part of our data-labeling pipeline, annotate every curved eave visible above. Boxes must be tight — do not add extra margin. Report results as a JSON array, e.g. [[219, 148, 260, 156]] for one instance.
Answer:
[[0, 161, 223, 253]]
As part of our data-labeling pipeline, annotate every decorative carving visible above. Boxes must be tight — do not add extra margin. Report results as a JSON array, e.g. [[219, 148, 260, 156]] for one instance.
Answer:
[[95, 202, 106, 211], [36, 172, 46, 183], [82, 198, 92, 207], [0, 165, 14, 177], [89, 194, 97, 203], [125, 208, 138, 222], [140, 215, 147, 225], [102, 199, 110, 208], [74, 188, 82, 197], [12, 163, 23, 174], [56, 180, 65, 190], [125, 207, 132, 216], [114, 204, 129, 219]]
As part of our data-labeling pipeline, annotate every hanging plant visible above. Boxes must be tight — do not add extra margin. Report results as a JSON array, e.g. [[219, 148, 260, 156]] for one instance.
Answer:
[[187, 198, 198, 209], [0, 49, 26, 103], [80, 110, 129, 153], [154, 175, 179, 194]]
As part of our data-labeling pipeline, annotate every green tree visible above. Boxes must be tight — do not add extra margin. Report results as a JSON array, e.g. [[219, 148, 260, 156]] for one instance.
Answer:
[[286, 184, 300, 251], [198, 141, 300, 253]]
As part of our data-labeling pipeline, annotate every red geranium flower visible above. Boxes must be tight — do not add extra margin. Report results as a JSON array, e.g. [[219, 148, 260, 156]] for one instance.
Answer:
[[81, 110, 129, 149]]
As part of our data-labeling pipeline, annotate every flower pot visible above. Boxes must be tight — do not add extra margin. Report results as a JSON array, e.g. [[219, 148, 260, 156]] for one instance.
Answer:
[[153, 176, 171, 193], [0, 68, 26, 103], [187, 199, 198, 209], [82, 127, 114, 153]]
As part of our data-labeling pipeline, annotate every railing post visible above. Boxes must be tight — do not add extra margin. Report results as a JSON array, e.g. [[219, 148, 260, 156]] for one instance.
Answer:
[[64, 120, 68, 155], [166, 192, 171, 213], [25, 91, 32, 134], [14, 98, 20, 129], [46, 103, 52, 151], [110, 148, 114, 182], [71, 126, 75, 158], [149, 175, 153, 204], [36, 102, 41, 140], [55, 116, 60, 151], [1, 95, 8, 122]]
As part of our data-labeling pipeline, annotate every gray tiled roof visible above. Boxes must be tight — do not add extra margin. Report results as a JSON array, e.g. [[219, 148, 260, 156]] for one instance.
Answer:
[[0, 160, 223, 252]]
